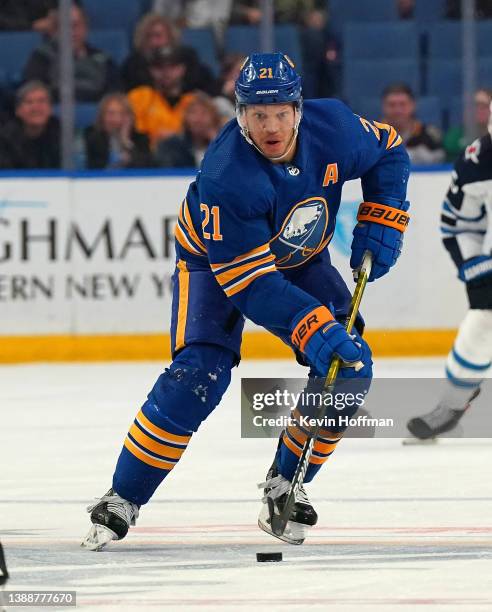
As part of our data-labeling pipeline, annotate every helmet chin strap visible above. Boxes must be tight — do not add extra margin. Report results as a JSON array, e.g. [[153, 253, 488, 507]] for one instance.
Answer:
[[237, 107, 302, 162]]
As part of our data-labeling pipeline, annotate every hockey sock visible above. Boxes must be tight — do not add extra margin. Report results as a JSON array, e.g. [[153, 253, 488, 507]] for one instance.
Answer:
[[276, 409, 343, 482], [112, 343, 235, 506], [112, 401, 193, 506], [443, 310, 492, 409]]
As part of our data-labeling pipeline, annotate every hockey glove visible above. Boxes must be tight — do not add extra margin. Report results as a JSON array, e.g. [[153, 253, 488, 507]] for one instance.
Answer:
[[290, 305, 368, 378], [351, 201, 410, 282], [459, 255, 492, 309], [458, 254, 492, 283]]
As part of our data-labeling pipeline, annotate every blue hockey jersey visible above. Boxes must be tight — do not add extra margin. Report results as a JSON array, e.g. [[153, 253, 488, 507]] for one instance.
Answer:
[[174, 98, 410, 337]]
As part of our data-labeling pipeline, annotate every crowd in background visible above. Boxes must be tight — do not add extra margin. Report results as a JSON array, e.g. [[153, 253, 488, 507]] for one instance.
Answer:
[[0, 0, 491, 170]]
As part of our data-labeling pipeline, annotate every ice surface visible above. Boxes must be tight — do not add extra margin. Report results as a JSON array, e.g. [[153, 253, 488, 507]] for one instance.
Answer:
[[1, 359, 491, 611]]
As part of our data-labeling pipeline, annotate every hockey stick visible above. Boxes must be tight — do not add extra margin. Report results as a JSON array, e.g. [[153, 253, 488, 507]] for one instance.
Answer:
[[270, 251, 373, 537]]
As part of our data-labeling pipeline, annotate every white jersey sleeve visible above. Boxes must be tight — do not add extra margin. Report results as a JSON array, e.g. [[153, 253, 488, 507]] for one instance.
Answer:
[[441, 135, 492, 268]]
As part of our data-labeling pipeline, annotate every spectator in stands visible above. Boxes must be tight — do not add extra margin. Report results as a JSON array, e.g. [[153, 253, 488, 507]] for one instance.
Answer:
[[444, 89, 492, 162], [397, 0, 415, 20], [23, 4, 119, 102], [230, 1, 339, 97], [301, 14, 340, 98], [230, 0, 325, 25], [0, 81, 60, 169], [446, 0, 492, 19], [84, 93, 154, 170], [128, 46, 197, 149], [0, 87, 14, 122], [0, 0, 57, 34], [214, 53, 244, 121], [153, 0, 233, 40], [121, 13, 218, 96], [156, 92, 222, 168], [382, 83, 445, 165]]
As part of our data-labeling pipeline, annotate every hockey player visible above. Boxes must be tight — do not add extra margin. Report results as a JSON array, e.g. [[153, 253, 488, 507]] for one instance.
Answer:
[[82, 53, 410, 550], [407, 114, 492, 440]]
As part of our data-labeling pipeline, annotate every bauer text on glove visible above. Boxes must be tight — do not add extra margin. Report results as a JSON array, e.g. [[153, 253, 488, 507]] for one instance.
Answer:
[[350, 200, 410, 281], [290, 305, 364, 377]]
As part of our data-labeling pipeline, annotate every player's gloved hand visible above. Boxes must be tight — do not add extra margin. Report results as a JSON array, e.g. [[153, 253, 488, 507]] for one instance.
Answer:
[[290, 305, 366, 377], [458, 254, 492, 283], [351, 200, 410, 282], [337, 326, 373, 379]]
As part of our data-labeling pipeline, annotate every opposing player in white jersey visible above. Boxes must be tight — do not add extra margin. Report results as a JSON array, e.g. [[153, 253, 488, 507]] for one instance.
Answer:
[[407, 107, 492, 440]]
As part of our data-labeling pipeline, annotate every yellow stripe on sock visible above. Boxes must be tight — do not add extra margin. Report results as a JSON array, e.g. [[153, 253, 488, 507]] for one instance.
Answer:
[[124, 437, 176, 470]]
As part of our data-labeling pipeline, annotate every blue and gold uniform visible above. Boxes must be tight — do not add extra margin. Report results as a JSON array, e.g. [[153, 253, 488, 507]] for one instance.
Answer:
[[172, 97, 408, 361], [111, 55, 410, 511]]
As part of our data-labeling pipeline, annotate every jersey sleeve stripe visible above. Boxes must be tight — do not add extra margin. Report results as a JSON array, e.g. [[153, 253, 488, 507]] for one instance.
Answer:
[[182, 199, 207, 253], [441, 227, 487, 236], [210, 243, 271, 272], [386, 126, 398, 149], [389, 134, 403, 149], [224, 265, 276, 297], [214, 253, 276, 286], [175, 221, 203, 256]]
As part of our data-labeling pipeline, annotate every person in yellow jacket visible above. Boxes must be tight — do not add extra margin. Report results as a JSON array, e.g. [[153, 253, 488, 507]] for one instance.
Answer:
[[127, 46, 196, 149]]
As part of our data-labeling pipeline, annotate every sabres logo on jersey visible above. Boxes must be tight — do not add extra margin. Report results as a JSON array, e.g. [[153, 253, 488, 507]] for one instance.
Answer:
[[270, 196, 331, 269]]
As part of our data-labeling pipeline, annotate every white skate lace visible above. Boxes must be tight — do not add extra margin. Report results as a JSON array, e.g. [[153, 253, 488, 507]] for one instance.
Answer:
[[258, 475, 310, 505], [87, 491, 139, 526]]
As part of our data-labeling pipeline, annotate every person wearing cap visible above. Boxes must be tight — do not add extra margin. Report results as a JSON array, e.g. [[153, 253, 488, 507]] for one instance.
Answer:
[[127, 45, 197, 149], [83, 52, 410, 551], [121, 12, 218, 96]]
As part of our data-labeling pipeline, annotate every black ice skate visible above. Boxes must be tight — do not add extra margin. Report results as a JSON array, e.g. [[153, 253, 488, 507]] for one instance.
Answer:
[[81, 488, 139, 551], [258, 463, 318, 545], [406, 388, 481, 441]]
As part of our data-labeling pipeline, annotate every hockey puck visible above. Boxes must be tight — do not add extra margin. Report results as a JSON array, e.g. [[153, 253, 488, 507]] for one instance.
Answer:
[[256, 552, 282, 562]]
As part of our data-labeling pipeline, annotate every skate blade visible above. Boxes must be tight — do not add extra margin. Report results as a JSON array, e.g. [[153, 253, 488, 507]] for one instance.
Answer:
[[403, 423, 465, 445], [257, 504, 306, 545], [81, 524, 118, 551]]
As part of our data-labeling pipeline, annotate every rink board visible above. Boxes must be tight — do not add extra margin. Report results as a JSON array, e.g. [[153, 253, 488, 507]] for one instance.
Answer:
[[0, 168, 471, 361]]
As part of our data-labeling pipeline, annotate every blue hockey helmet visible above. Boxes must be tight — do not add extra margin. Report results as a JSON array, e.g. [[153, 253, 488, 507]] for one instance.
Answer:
[[235, 52, 302, 106]]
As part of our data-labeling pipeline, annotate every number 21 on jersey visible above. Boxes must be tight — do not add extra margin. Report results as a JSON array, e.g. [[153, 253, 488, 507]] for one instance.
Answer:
[[200, 203, 223, 241]]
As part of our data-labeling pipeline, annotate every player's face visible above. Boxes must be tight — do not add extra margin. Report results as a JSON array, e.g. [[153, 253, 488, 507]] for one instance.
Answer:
[[244, 104, 297, 161]]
